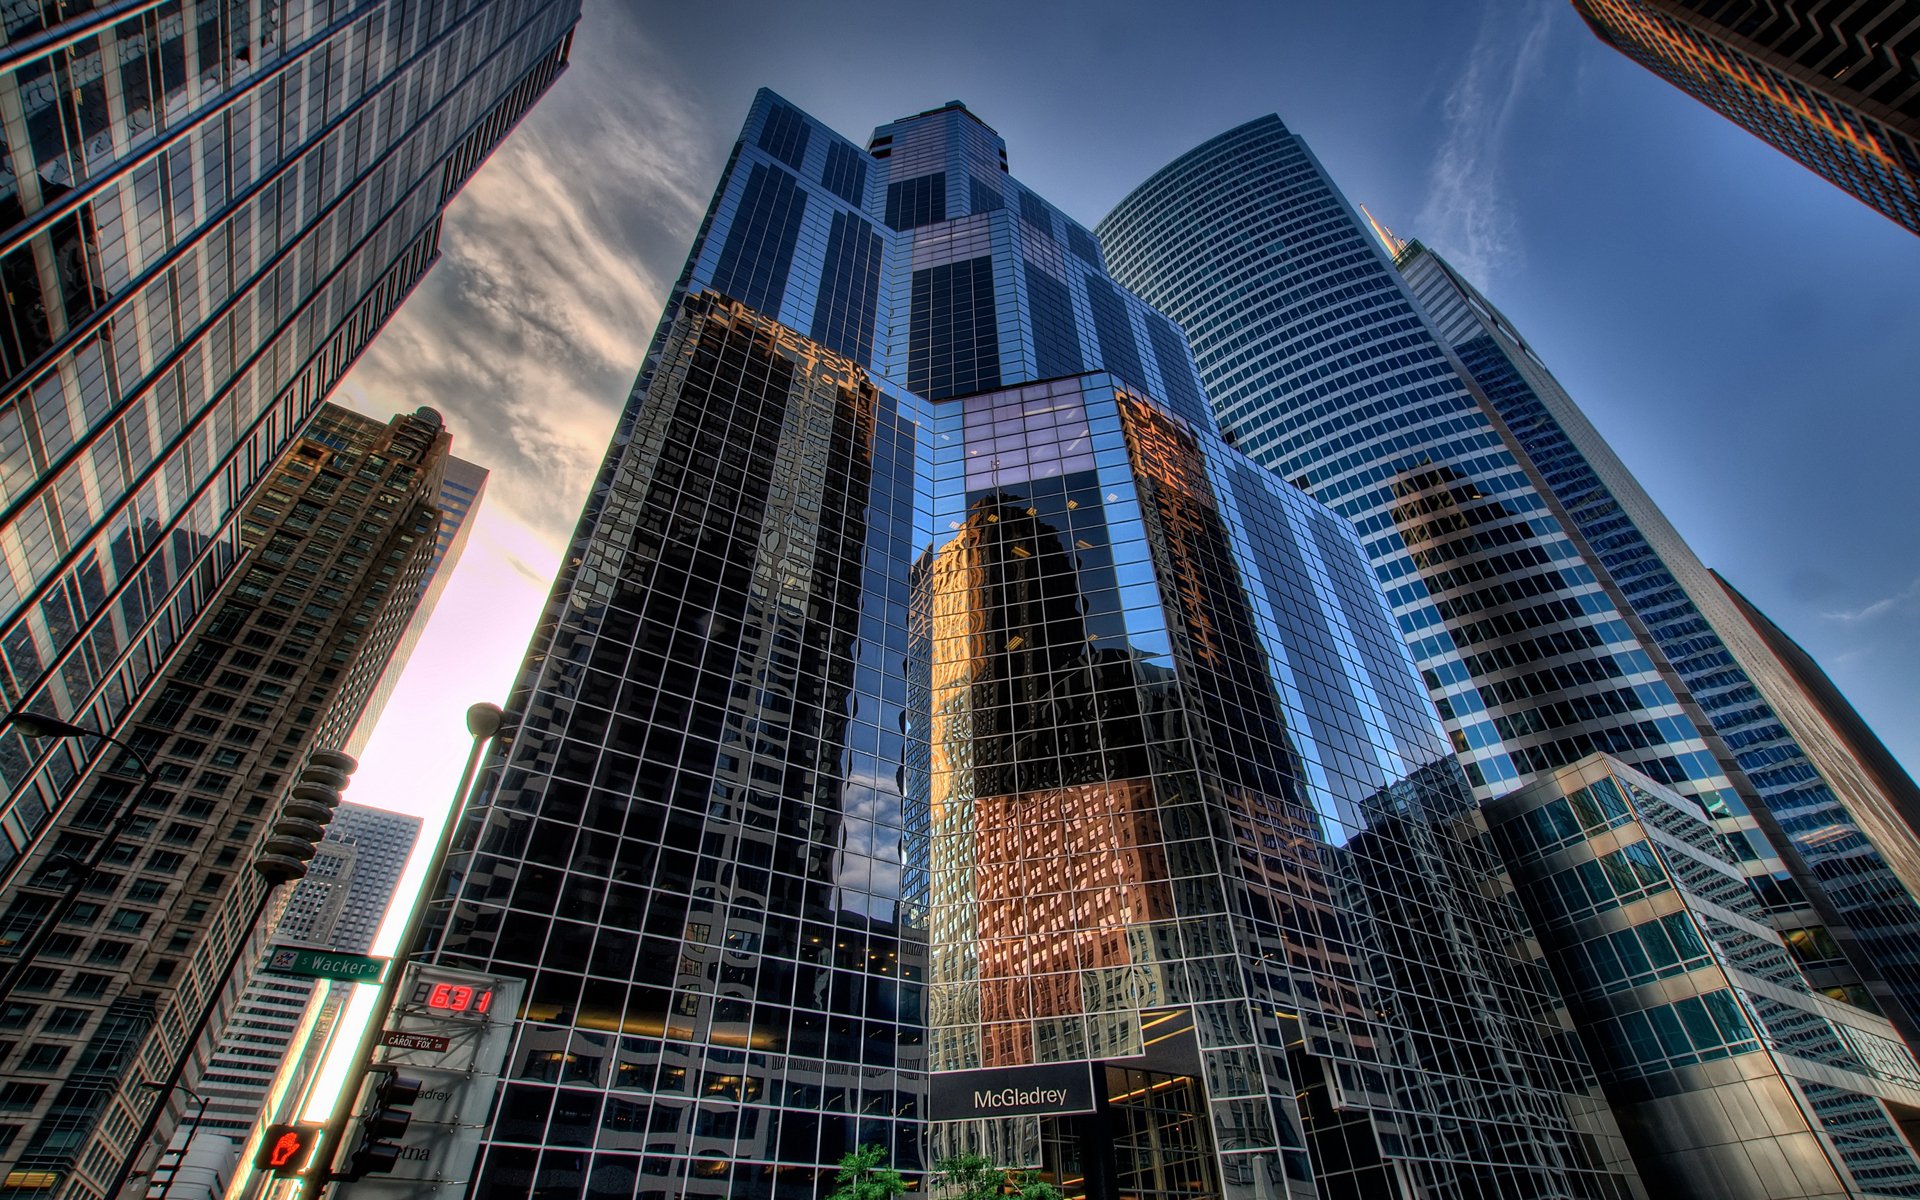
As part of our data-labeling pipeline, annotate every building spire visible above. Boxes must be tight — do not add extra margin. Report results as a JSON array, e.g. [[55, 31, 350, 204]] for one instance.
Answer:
[[1360, 204, 1407, 259]]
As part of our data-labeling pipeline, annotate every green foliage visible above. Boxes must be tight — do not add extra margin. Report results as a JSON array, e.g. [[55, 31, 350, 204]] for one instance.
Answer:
[[930, 1153, 1063, 1200], [826, 1143, 907, 1200], [931, 1153, 1000, 1200]]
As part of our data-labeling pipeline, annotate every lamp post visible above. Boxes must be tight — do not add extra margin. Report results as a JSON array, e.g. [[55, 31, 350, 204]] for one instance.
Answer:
[[297, 702, 508, 1198], [0, 710, 160, 1008], [136, 1082, 210, 1200]]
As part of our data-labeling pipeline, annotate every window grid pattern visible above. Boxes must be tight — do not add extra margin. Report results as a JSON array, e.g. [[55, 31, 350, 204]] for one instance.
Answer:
[[1409, 243, 1920, 1041], [1493, 757, 1920, 1196], [908, 257, 999, 402], [0, 0, 579, 878], [1022, 264, 1080, 381], [884, 173, 945, 232], [757, 103, 810, 172], [809, 212, 884, 368], [1083, 274, 1143, 389], [709, 163, 807, 323], [820, 141, 868, 208], [415, 90, 1654, 1200]]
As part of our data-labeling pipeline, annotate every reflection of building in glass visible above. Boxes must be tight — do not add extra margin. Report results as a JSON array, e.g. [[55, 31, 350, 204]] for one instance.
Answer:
[[398, 91, 1652, 1199], [1492, 754, 1920, 1198], [1390, 236, 1920, 1044], [1570, 0, 1920, 234], [1098, 115, 1919, 1051]]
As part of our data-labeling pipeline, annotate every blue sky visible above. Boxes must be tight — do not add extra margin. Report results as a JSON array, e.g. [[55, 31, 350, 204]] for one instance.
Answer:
[[339, 0, 1920, 804]]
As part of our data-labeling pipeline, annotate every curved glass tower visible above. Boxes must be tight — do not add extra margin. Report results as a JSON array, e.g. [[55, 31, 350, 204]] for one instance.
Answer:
[[1097, 117, 1920, 1040]]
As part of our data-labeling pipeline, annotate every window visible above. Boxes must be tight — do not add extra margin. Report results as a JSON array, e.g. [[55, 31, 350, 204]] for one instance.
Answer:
[[66, 973, 110, 998], [107, 909, 148, 932], [43, 1008, 86, 1034]]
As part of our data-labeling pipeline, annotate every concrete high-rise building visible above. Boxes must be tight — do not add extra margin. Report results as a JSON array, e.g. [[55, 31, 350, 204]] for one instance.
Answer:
[[1492, 754, 1920, 1200], [371, 91, 1652, 1200], [346, 453, 487, 754], [0, 403, 460, 1196], [1387, 234, 1920, 1046], [1570, 0, 1920, 234], [147, 802, 418, 1200], [0, 0, 578, 920]]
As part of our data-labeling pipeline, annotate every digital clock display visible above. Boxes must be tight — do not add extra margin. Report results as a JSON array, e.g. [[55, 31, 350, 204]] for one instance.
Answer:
[[415, 980, 495, 1017]]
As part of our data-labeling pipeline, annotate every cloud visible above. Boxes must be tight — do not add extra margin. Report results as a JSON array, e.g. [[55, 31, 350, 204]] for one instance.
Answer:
[[1415, 1, 1554, 283], [338, 4, 721, 550], [1823, 577, 1920, 623]]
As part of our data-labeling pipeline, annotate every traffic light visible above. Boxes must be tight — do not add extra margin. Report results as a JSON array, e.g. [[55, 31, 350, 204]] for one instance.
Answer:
[[254, 1123, 320, 1175], [254, 749, 356, 884], [347, 1069, 422, 1177]]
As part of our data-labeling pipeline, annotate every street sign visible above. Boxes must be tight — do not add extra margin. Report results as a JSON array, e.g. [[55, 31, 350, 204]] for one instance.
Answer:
[[263, 946, 387, 983], [382, 1030, 450, 1052]]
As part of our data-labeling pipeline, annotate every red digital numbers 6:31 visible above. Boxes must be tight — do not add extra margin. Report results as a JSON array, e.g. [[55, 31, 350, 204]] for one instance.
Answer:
[[418, 980, 494, 1016]]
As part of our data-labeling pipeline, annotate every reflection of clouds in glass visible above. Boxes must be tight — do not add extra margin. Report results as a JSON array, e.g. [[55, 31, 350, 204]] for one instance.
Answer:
[[836, 755, 905, 920]]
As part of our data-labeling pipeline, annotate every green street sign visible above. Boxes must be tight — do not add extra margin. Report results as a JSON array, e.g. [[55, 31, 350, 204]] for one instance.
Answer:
[[264, 946, 387, 983]]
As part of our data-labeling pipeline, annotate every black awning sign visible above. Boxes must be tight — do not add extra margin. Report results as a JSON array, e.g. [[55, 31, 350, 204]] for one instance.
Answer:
[[929, 1062, 1098, 1120]]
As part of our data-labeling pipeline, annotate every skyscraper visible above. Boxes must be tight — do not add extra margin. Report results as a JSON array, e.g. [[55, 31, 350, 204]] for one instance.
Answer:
[[376, 93, 1650, 1200], [346, 453, 487, 754], [1097, 108, 1920, 1118], [0, 0, 578, 916], [149, 802, 419, 1200], [0, 403, 460, 1196], [1570, 0, 1920, 235], [1388, 234, 1920, 1043]]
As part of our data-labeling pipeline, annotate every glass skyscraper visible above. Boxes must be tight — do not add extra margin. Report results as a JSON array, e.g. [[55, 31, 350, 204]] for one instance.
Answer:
[[1571, 0, 1920, 235], [1097, 112, 1920, 1173], [0, 0, 578, 886], [1389, 234, 1920, 1046], [387, 93, 1651, 1200]]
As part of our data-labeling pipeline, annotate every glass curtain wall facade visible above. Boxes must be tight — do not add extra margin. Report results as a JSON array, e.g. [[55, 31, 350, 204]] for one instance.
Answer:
[[1570, 0, 1920, 235], [0, 0, 579, 893], [1491, 753, 1920, 1200], [1095, 115, 1901, 1028], [398, 92, 1647, 1200], [1391, 236, 1920, 1044]]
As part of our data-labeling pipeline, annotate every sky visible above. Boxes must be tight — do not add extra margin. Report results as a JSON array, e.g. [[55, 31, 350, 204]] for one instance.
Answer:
[[323, 0, 1920, 948]]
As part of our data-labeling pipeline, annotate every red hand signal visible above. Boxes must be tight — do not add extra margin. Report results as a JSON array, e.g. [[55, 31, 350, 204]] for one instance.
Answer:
[[268, 1131, 304, 1168]]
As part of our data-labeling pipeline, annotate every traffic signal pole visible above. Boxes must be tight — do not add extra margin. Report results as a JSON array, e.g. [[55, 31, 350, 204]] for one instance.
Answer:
[[297, 702, 506, 1198]]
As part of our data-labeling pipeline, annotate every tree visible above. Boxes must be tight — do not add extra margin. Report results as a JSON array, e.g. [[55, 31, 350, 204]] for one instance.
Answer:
[[930, 1153, 1063, 1200], [826, 1143, 907, 1200]]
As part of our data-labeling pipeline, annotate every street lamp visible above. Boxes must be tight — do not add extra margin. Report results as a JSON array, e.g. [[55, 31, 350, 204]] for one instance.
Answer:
[[135, 1082, 210, 1200], [0, 710, 160, 1007]]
